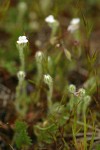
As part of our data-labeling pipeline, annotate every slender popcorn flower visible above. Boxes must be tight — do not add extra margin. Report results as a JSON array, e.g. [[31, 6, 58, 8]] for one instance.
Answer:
[[70, 18, 80, 25], [17, 36, 28, 71], [16, 70, 26, 114], [45, 15, 56, 23], [15, 36, 28, 116], [45, 15, 59, 40], [69, 84, 76, 94], [44, 74, 53, 110], [35, 51, 44, 63], [47, 56, 53, 73], [67, 18, 80, 33], [44, 74, 53, 85], [17, 71, 26, 82], [35, 51, 44, 83], [17, 36, 28, 45], [68, 84, 76, 111], [78, 88, 86, 97]]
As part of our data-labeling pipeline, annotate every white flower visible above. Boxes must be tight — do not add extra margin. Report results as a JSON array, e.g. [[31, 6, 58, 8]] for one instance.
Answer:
[[70, 18, 80, 25], [44, 74, 53, 85], [45, 15, 56, 23], [67, 18, 80, 33], [17, 36, 28, 44]]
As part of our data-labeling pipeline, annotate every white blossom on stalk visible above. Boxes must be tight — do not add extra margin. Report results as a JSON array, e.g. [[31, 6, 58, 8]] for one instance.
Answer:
[[70, 18, 80, 25], [45, 15, 59, 41], [67, 18, 80, 33], [45, 15, 56, 23], [17, 36, 28, 45]]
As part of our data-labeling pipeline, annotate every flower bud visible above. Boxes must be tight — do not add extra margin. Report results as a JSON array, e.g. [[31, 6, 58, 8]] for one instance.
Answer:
[[17, 2, 27, 15], [35, 51, 44, 64], [69, 84, 76, 93], [43, 74, 53, 110], [17, 71, 25, 82], [84, 95, 91, 103], [78, 88, 86, 97], [44, 74, 53, 86]]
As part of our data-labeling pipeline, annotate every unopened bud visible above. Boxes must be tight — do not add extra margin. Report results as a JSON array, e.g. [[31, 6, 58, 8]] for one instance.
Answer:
[[35, 51, 44, 63], [69, 84, 76, 93], [44, 74, 53, 86], [17, 2, 27, 14], [84, 95, 91, 103], [17, 71, 25, 82], [78, 88, 86, 97]]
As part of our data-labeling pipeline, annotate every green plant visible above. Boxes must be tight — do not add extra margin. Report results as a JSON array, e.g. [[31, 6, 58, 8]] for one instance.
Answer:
[[14, 120, 31, 150], [0, 0, 99, 149], [96, 144, 100, 150], [68, 84, 91, 117]]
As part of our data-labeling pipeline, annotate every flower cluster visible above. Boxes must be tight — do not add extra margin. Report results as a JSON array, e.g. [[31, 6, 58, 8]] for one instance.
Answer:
[[68, 84, 91, 116], [17, 36, 28, 45]]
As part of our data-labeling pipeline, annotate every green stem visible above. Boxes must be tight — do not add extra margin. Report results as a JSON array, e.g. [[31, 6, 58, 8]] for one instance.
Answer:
[[48, 83, 53, 109], [18, 47, 25, 71]]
